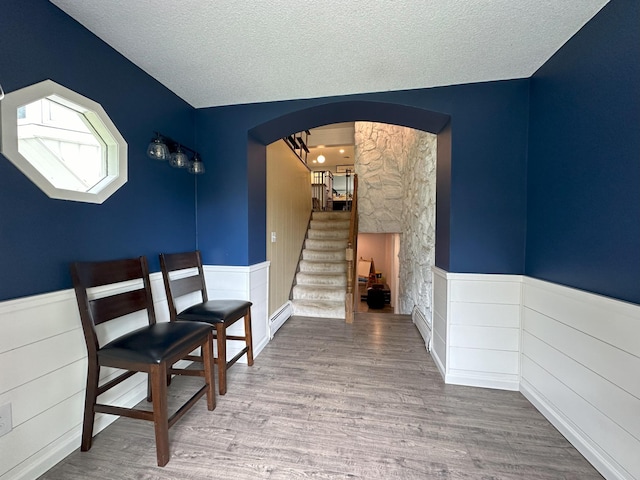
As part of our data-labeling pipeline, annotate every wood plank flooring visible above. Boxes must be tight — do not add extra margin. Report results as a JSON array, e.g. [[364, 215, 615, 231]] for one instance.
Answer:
[[40, 314, 604, 479], [357, 299, 394, 313]]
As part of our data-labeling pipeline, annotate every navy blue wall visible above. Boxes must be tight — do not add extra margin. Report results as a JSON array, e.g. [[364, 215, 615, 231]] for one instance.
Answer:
[[0, 0, 198, 301], [527, 0, 640, 305], [196, 82, 530, 273], [9, 0, 632, 307]]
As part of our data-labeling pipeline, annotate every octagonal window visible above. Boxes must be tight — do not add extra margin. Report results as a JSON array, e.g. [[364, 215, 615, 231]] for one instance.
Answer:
[[0, 80, 127, 203]]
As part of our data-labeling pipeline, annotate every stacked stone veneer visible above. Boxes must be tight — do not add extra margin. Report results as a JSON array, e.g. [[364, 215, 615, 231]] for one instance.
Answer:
[[354, 122, 436, 321]]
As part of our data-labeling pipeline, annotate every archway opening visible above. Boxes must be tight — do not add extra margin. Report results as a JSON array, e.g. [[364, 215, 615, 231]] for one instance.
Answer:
[[249, 100, 452, 270], [252, 101, 451, 323]]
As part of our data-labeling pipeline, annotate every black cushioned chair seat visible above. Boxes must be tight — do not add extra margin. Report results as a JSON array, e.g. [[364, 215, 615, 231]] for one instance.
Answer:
[[98, 321, 211, 365], [177, 299, 253, 325], [160, 250, 254, 396]]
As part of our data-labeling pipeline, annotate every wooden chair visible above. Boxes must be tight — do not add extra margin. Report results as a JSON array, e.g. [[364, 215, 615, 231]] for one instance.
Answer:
[[70, 256, 215, 467], [160, 250, 253, 395]]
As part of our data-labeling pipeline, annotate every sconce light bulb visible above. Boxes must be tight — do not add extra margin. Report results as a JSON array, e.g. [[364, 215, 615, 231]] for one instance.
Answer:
[[147, 137, 170, 161], [169, 147, 189, 168], [189, 155, 205, 175]]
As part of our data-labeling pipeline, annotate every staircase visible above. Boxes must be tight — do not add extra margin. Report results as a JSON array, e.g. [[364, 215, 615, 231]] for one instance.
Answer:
[[291, 211, 351, 318]]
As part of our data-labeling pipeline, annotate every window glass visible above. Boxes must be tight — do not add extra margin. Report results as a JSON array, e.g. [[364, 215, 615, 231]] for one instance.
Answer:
[[0, 80, 127, 203], [18, 97, 106, 192]]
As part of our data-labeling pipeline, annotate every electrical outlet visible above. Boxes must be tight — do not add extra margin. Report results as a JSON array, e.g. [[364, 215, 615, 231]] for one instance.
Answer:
[[0, 403, 12, 437]]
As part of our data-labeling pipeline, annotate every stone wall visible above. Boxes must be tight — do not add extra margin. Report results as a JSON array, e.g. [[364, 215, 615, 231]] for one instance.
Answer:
[[355, 122, 406, 233], [354, 122, 436, 320], [397, 127, 437, 320]]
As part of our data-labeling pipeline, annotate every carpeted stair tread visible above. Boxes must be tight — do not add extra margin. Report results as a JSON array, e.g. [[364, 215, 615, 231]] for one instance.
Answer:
[[295, 272, 347, 286], [302, 249, 346, 261], [292, 284, 345, 301], [311, 211, 351, 221], [310, 219, 351, 230], [299, 260, 346, 274], [291, 299, 345, 319], [304, 238, 349, 250], [291, 210, 352, 320], [308, 229, 349, 239]]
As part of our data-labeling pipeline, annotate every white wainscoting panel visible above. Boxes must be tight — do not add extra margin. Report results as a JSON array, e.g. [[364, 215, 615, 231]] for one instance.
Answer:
[[248, 262, 270, 357], [0, 288, 86, 480], [520, 277, 640, 480], [431, 268, 448, 379], [0, 263, 269, 480], [0, 284, 153, 480], [428, 269, 640, 479], [204, 262, 270, 363], [432, 269, 522, 391]]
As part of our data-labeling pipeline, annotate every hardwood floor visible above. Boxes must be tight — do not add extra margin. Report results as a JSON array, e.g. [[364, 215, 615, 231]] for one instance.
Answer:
[[357, 300, 394, 313], [40, 314, 603, 479]]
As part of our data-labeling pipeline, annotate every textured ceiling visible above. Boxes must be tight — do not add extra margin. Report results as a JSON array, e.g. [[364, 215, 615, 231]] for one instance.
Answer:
[[50, 0, 608, 108]]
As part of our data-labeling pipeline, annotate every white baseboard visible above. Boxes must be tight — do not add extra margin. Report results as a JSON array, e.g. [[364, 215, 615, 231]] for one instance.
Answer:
[[421, 268, 640, 480], [520, 380, 632, 480], [5, 426, 80, 480], [4, 381, 147, 480], [446, 370, 519, 391], [430, 348, 446, 381], [252, 333, 269, 359]]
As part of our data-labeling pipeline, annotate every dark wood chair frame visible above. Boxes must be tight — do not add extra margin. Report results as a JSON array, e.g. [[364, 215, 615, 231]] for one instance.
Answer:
[[71, 256, 216, 467], [160, 250, 253, 395]]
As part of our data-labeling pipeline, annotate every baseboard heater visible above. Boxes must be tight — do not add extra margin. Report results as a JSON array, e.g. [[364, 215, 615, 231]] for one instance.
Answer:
[[269, 301, 293, 338], [412, 305, 432, 352]]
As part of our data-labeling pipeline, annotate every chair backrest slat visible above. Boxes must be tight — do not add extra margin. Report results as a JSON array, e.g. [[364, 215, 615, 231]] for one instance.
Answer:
[[161, 252, 200, 272], [71, 256, 156, 352], [160, 251, 209, 321], [89, 288, 150, 326], [73, 257, 146, 288], [170, 275, 205, 299]]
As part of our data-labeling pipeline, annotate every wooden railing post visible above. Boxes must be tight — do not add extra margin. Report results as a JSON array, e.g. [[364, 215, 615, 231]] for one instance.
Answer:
[[345, 243, 354, 323], [345, 175, 358, 323]]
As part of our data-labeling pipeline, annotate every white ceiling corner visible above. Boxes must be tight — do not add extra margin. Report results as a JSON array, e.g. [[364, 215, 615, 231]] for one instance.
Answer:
[[49, 0, 609, 109]]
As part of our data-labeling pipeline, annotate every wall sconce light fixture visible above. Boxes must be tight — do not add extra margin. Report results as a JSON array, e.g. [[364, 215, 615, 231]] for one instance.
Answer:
[[188, 153, 205, 174], [146, 132, 204, 174]]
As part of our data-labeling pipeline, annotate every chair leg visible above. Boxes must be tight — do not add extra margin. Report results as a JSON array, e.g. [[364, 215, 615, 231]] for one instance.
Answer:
[[202, 332, 216, 410], [244, 309, 254, 366], [81, 363, 100, 452], [150, 363, 170, 467], [146, 374, 152, 402], [215, 323, 227, 395]]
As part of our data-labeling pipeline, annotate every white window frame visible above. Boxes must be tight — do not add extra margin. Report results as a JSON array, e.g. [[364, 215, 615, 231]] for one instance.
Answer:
[[0, 79, 127, 203]]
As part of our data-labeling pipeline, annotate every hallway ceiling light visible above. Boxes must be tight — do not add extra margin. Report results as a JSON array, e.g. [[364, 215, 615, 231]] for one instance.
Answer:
[[317, 155, 326, 164]]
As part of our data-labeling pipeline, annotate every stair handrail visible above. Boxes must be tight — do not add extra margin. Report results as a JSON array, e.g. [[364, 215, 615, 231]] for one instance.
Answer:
[[345, 174, 358, 323]]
